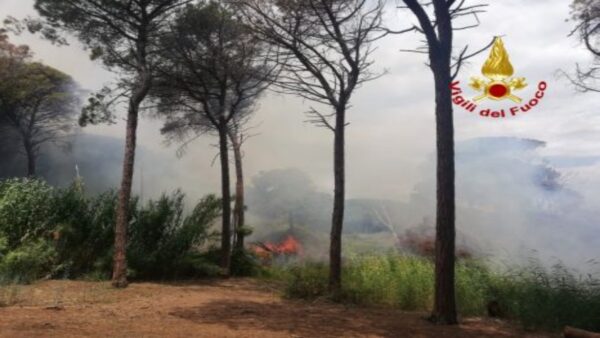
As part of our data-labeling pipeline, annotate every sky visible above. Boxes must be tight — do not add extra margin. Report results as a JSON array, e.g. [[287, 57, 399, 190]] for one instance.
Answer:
[[0, 0, 597, 200]]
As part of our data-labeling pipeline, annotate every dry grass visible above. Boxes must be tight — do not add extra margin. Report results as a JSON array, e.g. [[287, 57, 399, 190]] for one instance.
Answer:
[[0, 280, 124, 308]]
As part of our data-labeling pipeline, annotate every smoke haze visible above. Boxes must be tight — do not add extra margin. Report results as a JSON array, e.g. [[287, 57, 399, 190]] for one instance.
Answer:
[[1, 0, 599, 270]]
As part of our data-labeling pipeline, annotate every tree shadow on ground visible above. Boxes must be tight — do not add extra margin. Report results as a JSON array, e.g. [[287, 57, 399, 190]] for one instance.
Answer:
[[169, 299, 533, 338]]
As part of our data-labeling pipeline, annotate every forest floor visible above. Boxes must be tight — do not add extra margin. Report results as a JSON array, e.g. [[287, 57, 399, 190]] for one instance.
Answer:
[[0, 278, 556, 338]]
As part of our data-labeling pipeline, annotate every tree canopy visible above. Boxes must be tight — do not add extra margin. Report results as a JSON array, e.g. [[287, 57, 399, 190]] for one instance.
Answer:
[[0, 33, 79, 176], [153, 2, 275, 138]]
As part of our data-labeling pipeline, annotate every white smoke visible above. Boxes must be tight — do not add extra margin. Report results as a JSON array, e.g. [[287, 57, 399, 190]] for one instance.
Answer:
[[407, 137, 600, 271]]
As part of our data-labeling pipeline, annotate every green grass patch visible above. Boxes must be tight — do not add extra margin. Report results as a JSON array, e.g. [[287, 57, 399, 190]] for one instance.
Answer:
[[267, 254, 600, 332]]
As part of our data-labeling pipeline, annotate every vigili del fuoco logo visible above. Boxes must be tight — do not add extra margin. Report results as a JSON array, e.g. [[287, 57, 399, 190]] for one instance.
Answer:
[[450, 37, 547, 118]]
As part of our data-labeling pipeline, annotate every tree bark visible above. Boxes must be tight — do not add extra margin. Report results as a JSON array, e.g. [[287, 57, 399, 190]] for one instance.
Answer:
[[329, 106, 346, 294], [218, 124, 232, 274], [228, 130, 245, 251], [24, 140, 36, 177], [429, 61, 457, 324], [112, 74, 150, 288]]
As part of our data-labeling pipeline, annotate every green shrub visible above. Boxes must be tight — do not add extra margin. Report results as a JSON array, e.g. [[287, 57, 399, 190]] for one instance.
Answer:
[[0, 234, 8, 258], [0, 179, 54, 249], [0, 179, 113, 280], [230, 248, 262, 277], [186, 246, 263, 278], [284, 262, 329, 299], [0, 178, 225, 282], [0, 240, 56, 284], [177, 251, 222, 278], [127, 192, 222, 279], [456, 261, 494, 316], [127, 191, 186, 279], [51, 183, 117, 278], [51, 185, 223, 280], [167, 194, 222, 256]]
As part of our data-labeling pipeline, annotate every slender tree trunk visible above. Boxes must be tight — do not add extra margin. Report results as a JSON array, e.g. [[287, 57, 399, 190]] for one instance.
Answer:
[[429, 63, 457, 324], [112, 75, 150, 288], [24, 140, 36, 177], [329, 106, 346, 293], [228, 130, 245, 250], [218, 124, 232, 274]]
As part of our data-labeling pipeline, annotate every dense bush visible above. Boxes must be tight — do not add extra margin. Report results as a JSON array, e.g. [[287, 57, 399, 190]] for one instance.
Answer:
[[128, 192, 222, 279], [0, 179, 54, 249], [0, 178, 227, 282], [272, 254, 600, 332], [0, 239, 56, 284], [229, 248, 262, 277], [51, 182, 117, 278]]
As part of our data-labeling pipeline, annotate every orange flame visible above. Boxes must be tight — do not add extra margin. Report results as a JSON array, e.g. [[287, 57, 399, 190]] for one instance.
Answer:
[[277, 235, 304, 255], [252, 235, 304, 260]]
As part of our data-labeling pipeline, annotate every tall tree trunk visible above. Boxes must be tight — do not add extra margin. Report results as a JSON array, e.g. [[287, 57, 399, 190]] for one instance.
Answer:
[[218, 124, 232, 274], [430, 63, 457, 324], [24, 140, 36, 177], [329, 106, 346, 293], [228, 130, 245, 251], [112, 76, 150, 288]]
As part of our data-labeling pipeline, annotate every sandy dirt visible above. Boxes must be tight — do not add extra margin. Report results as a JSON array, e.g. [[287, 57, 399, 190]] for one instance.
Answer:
[[0, 279, 555, 338]]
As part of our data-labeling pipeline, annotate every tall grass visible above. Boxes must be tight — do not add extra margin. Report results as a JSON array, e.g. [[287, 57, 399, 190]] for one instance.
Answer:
[[489, 261, 600, 331], [272, 254, 600, 332], [342, 255, 434, 310]]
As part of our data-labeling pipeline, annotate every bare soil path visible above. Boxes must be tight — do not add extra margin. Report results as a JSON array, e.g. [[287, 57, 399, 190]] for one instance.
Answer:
[[0, 279, 554, 338]]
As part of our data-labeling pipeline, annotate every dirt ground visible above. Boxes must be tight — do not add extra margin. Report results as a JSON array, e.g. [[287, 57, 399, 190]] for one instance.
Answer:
[[0, 279, 555, 338]]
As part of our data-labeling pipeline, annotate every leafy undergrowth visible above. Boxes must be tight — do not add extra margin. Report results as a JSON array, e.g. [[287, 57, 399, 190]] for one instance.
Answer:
[[265, 254, 600, 332], [0, 178, 230, 284]]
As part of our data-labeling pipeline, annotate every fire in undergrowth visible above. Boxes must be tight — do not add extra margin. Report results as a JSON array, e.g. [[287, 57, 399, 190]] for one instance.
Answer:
[[252, 235, 304, 263]]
